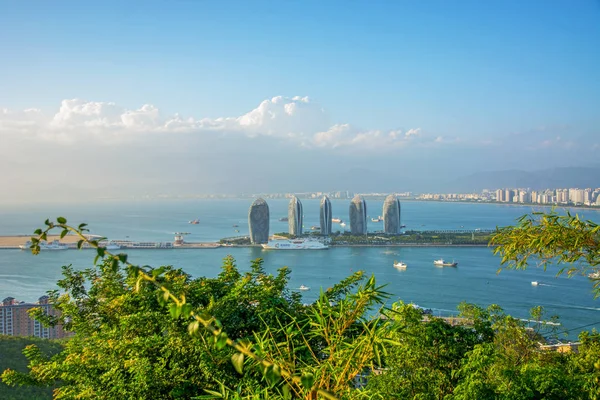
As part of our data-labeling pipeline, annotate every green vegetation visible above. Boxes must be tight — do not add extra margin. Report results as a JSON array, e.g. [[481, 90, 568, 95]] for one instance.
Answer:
[[329, 230, 492, 246], [220, 236, 252, 245], [491, 210, 600, 297], [2, 216, 599, 399], [0, 336, 63, 400]]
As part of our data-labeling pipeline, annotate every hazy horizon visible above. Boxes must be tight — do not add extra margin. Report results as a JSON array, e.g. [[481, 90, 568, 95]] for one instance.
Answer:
[[1, 1, 599, 204]]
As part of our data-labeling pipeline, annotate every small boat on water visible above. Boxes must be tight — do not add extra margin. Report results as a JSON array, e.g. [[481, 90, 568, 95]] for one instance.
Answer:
[[189, 219, 200, 225], [279, 217, 289, 222], [433, 259, 458, 267], [531, 281, 539, 286], [393, 261, 407, 270], [340, 222, 346, 227], [588, 271, 600, 279], [310, 226, 321, 230], [372, 216, 383, 222], [332, 218, 342, 223], [298, 285, 310, 291], [232, 224, 239, 227]]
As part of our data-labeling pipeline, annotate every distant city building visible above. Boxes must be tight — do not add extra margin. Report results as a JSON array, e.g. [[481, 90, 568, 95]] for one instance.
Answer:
[[320, 196, 332, 235], [248, 198, 270, 244], [495, 189, 504, 202], [0, 296, 68, 338], [349, 195, 367, 235], [288, 196, 303, 236], [382, 194, 401, 234]]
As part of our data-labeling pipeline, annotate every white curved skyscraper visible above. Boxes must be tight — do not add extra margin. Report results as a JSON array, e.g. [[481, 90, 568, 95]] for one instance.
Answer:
[[383, 194, 401, 234], [248, 198, 270, 244], [319, 196, 332, 235], [349, 195, 367, 235], [288, 196, 303, 236]]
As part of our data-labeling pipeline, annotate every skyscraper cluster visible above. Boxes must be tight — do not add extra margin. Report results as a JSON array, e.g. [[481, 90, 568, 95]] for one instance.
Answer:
[[247, 194, 403, 243]]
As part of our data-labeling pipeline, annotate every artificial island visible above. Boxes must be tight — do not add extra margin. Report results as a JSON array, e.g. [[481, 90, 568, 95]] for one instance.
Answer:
[[0, 195, 493, 251]]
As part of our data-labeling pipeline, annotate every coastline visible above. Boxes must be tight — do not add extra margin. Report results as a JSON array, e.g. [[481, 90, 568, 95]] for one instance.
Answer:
[[0, 235, 490, 250]]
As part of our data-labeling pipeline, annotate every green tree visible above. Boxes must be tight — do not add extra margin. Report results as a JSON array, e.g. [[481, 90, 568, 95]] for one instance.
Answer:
[[491, 210, 600, 296]]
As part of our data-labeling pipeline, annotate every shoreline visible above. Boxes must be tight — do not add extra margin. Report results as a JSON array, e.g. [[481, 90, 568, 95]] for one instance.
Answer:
[[0, 235, 490, 250]]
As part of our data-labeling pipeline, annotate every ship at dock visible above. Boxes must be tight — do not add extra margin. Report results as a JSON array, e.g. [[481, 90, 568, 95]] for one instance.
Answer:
[[261, 238, 328, 250]]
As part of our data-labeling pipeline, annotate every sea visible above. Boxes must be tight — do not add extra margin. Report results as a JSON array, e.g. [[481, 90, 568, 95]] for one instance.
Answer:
[[1, 198, 599, 340]]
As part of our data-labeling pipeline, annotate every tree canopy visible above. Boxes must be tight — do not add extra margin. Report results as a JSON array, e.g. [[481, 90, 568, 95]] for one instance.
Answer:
[[491, 210, 600, 296]]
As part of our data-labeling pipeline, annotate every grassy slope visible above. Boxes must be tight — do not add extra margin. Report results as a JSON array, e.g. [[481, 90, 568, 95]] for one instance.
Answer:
[[0, 335, 63, 400]]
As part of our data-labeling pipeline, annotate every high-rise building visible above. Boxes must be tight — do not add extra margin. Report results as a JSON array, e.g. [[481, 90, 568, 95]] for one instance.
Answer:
[[319, 196, 332, 235], [349, 195, 367, 235], [248, 198, 270, 244], [496, 189, 504, 202], [288, 196, 303, 236], [0, 296, 68, 338], [382, 194, 401, 234]]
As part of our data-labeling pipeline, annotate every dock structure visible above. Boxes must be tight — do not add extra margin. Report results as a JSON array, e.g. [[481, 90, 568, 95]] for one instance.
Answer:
[[0, 235, 221, 250]]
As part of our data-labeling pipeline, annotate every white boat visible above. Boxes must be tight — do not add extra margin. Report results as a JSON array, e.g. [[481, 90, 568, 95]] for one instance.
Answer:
[[332, 218, 342, 223], [261, 238, 328, 250], [19, 240, 68, 251], [393, 261, 407, 270], [531, 281, 539, 286], [298, 285, 310, 291], [433, 259, 458, 267], [340, 222, 346, 227], [588, 271, 600, 279]]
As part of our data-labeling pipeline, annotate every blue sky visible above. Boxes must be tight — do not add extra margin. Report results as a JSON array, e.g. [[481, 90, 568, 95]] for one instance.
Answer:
[[1, 1, 599, 201]]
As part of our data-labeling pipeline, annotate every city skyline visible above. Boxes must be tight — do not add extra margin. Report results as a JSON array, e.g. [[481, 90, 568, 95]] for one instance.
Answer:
[[1, 2, 599, 204]]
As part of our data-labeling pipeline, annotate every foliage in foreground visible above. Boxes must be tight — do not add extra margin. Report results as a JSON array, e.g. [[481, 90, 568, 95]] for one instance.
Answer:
[[491, 210, 600, 296], [0, 335, 62, 400], [1, 217, 600, 399]]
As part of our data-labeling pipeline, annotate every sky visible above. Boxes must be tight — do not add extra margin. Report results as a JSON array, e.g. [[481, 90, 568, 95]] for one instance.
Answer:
[[1, 0, 599, 202]]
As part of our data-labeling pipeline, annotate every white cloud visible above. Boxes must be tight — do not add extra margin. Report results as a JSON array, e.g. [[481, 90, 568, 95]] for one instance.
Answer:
[[0, 96, 430, 150]]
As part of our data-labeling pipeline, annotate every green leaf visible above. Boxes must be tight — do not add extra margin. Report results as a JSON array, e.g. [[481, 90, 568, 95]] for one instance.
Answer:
[[188, 321, 200, 335], [60, 229, 68, 239], [231, 353, 244, 375], [169, 304, 181, 319], [215, 333, 228, 350], [57, 217, 67, 224], [301, 372, 314, 389], [33, 229, 42, 235], [77, 239, 84, 249]]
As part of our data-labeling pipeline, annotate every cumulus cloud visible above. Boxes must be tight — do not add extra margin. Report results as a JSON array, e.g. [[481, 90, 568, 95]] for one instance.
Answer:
[[0, 96, 429, 150]]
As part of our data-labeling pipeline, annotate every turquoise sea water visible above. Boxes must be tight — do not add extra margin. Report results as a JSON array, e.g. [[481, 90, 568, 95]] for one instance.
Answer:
[[1, 199, 599, 339]]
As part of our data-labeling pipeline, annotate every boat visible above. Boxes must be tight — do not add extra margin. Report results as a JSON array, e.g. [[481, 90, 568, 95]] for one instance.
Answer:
[[298, 285, 310, 291], [261, 238, 328, 250], [340, 222, 346, 227], [433, 259, 458, 267], [531, 281, 539, 286], [588, 271, 600, 279], [372, 216, 383, 222], [279, 217, 289, 222], [188, 219, 200, 225], [232, 224, 239, 227], [331, 218, 342, 223], [19, 240, 68, 251], [310, 226, 321, 230], [393, 261, 407, 270]]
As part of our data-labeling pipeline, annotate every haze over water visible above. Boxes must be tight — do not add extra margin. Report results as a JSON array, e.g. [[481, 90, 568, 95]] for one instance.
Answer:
[[1, 199, 599, 340]]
